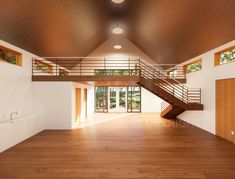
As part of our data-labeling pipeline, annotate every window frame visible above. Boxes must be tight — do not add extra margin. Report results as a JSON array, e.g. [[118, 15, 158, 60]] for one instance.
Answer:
[[0, 45, 22, 66], [127, 86, 141, 113], [183, 59, 202, 74], [94, 86, 108, 113], [214, 45, 235, 66]]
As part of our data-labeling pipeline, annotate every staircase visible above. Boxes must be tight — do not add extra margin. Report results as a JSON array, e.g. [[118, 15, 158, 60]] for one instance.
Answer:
[[138, 60, 203, 119], [32, 57, 203, 119]]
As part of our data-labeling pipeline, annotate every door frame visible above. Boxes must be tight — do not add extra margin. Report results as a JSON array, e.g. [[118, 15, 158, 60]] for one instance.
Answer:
[[216, 78, 235, 143], [108, 87, 127, 112]]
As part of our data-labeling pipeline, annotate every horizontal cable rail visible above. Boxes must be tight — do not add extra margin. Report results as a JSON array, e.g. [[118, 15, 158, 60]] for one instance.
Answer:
[[32, 57, 201, 104]]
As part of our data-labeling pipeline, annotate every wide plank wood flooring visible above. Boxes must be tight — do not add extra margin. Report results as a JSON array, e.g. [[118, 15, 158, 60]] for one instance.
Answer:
[[1, 113, 235, 179]]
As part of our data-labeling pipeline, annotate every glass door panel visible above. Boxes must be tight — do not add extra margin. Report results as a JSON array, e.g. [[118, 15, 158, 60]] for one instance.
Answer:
[[109, 87, 127, 112], [119, 87, 126, 108], [95, 86, 108, 112], [127, 86, 141, 112], [109, 88, 117, 110]]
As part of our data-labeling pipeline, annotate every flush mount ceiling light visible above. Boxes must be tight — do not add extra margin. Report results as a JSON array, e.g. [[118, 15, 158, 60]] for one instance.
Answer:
[[114, 45, 122, 49], [111, 0, 125, 4], [112, 27, 124, 35]]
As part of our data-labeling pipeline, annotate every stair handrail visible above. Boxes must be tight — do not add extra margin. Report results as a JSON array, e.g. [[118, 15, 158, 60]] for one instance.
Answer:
[[139, 62, 189, 103], [138, 58, 201, 104]]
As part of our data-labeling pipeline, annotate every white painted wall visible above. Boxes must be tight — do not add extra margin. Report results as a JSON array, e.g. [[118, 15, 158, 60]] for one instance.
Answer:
[[141, 87, 164, 112], [72, 36, 156, 76], [33, 82, 74, 130], [33, 82, 94, 129], [0, 114, 44, 153], [178, 40, 235, 134], [88, 35, 155, 64], [0, 40, 45, 152], [87, 85, 95, 116], [0, 40, 35, 123]]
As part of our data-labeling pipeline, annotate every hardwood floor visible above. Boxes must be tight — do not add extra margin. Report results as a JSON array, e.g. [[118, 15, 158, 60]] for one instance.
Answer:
[[1, 113, 235, 179]]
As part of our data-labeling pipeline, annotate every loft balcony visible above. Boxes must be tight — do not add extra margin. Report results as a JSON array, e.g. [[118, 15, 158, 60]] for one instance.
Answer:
[[32, 57, 186, 85]]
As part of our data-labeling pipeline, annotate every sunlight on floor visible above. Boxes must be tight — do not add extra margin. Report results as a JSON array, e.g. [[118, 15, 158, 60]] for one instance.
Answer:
[[76, 113, 135, 129]]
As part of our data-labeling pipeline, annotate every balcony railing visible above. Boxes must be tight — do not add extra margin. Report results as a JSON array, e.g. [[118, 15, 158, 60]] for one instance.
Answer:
[[32, 57, 201, 104], [32, 57, 185, 79]]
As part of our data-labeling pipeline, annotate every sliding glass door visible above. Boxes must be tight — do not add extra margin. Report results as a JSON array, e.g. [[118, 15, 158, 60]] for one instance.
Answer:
[[95, 86, 108, 112], [109, 87, 127, 112], [127, 86, 141, 112], [95, 86, 141, 113]]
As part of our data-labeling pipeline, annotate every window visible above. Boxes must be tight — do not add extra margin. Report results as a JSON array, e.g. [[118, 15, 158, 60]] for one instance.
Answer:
[[184, 59, 202, 74], [34, 60, 53, 74], [94, 69, 140, 76], [215, 45, 235, 66], [0, 45, 22, 66]]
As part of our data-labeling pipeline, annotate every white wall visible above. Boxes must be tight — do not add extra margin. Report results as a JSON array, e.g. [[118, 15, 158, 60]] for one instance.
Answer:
[[0, 40, 36, 123], [141, 87, 164, 112], [87, 85, 95, 116], [33, 82, 94, 129], [33, 82, 74, 130], [0, 114, 44, 153], [178, 40, 235, 134], [88, 35, 155, 64], [72, 36, 156, 76], [0, 40, 45, 153]]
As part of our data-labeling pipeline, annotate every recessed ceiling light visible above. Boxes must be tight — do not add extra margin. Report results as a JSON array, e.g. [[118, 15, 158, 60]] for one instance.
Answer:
[[112, 27, 123, 35], [111, 0, 125, 4], [114, 45, 122, 49]]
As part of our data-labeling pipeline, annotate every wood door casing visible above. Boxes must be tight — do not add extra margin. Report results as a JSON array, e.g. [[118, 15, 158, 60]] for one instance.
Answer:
[[216, 78, 235, 143], [76, 88, 81, 122], [83, 89, 87, 117]]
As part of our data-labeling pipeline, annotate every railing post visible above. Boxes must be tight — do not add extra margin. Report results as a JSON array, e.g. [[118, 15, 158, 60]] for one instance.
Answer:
[[104, 57, 106, 76], [200, 88, 201, 104], [187, 88, 189, 104], [181, 85, 183, 102], [80, 58, 82, 76], [32, 58, 34, 76], [56, 58, 58, 76]]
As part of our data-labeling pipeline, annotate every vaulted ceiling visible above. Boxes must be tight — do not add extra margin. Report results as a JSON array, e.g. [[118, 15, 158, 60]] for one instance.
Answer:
[[0, 0, 235, 64]]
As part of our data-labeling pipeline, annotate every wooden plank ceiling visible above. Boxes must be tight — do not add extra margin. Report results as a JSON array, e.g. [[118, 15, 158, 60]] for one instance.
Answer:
[[0, 0, 235, 64]]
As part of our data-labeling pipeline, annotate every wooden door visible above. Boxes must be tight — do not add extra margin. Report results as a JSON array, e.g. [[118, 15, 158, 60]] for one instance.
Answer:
[[216, 78, 235, 143], [76, 88, 81, 122]]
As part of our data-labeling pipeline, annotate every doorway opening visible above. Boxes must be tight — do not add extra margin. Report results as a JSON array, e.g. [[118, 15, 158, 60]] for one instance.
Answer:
[[95, 86, 141, 113], [109, 87, 127, 112], [76, 88, 88, 123]]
